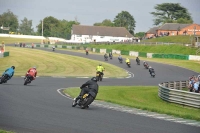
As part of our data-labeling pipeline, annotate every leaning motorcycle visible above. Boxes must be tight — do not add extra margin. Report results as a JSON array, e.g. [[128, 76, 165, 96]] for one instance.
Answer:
[[144, 64, 149, 69], [72, 91, 96, 109], [24, 74, 33, 85], [96, 71, 103, 81], [126, 62, 131, 68], [150, 71, 156, 78], [104, 56, 108, 61], [136, 60, 140, 65], [0, 74, 9, 84], [118, 58, 123, 63]]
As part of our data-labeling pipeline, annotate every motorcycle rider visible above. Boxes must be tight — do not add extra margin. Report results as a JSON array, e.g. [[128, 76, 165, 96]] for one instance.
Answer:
[[118, 54, 123, 62], [96, 63, 105, 77], [104, 53, 108, 60], [52, 46, 55, 51], [109, 52, 113, 59], [143, 61, 148, 67], [74, 77, 99, 107], [136, 57, 140, 63], [25, 67, 37, 82], [1, 66, 15, 83], [149, 66, 155, 75], [86, 48, 89, 55], [125, 58, 130, 65]]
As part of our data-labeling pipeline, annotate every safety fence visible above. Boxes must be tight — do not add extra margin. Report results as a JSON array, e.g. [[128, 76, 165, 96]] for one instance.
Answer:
[[158, 81, 200, 108], [25, 44, 200, 61]]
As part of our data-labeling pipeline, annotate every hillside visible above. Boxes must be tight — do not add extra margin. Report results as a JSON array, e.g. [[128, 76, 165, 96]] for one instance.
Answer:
[[142, 35, 192, 44]]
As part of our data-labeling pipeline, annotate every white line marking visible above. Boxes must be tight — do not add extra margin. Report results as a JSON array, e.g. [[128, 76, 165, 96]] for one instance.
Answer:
[[176, 121, 186, 123], [137, 113, 146, 115]]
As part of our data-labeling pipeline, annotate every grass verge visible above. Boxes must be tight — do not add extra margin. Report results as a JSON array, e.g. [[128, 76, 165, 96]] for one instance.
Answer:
[[0, 129, 14, 133], [141, 35, 192, 43], [0, 47, 127, 77], [0, 37, 41, 44], [63, 86, 200, 121]]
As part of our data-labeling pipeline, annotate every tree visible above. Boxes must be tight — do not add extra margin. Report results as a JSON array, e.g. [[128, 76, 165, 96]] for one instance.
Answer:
[[0, 9, 19, 33], [151, 3, 193, 25], [135, 32, 145, 38], [93, 19, 114, 27], [37, 16, 60, 37], [18, 17, 33, 35], [113, 11, 136, 35]]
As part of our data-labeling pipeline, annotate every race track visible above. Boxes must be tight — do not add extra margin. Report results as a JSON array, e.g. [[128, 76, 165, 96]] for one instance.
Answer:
[[0, 47, 199, 133]]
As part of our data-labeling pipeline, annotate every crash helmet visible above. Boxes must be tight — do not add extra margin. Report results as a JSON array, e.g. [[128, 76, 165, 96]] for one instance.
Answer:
[[11, 66, 15, 69], [33, 66, 36, 69], [99, 63, 102, 66]]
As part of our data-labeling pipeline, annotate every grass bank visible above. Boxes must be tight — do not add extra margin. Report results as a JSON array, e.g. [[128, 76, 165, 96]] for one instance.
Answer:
[[0, 47, 127, 77], [64, 86, 200, 121], [0, 37, 41, 44], [84, 44, 199, 55], [142, 35, 192, 43]]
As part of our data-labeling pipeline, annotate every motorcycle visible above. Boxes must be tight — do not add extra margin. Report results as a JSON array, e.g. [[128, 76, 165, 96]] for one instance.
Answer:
[[104, 56, 108, 61], [96, 71, 103, 81], [72, 90, 96, 109], [136, 60, 140, 65], [52, 47, 55, 51], [118, 58, 123, 63], [126, 62, 131, 68], [144, 64, 149, 69], [24, 74, 33, 85], [150, 71, 156, 78], [86, 51, 89, 55], [0, 74, 9, 84], [109, 55, 113, 60]]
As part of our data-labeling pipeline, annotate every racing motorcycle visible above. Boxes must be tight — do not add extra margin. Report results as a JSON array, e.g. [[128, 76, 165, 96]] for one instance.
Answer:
[[0, 74, 9, 84], [72, 90, 96, 109], [118, 58, 123, 63], [96, 71, 103, 81], [52, 47, 55, 51], [126, 62, 131, 68], [144, 64, 149, 69], [104, 56, 108, 61], [150, 71, 156, 78], [109, 55, 113, 60], [24, 74, 33, 85], [136, 60, 140, 65]]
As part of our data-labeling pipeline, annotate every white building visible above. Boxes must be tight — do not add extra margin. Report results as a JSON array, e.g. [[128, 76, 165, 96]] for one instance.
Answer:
[[71, 25, 134, 43]]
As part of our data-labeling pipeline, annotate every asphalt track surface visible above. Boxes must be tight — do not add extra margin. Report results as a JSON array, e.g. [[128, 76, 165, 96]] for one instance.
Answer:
[[0, 47, 199, 133]]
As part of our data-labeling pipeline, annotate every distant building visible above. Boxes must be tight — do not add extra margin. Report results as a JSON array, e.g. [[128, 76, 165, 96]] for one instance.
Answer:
[[145, 23, 200, 38], [71, 25, 134, 43]]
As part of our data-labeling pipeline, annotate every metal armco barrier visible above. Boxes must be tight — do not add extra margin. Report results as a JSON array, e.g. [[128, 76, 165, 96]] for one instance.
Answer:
[[158, 81, 200, 108]]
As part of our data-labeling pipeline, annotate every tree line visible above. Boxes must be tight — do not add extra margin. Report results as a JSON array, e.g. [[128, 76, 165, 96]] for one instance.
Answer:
[[0, 3, 193, 39]]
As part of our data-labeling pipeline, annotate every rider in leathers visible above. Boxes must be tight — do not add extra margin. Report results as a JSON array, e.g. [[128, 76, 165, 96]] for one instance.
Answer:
[[75, 77, 99, 103]]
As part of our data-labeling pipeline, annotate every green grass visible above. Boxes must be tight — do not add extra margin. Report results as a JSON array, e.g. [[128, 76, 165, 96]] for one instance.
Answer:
[[0, 47, 127, 77], [84, 44, 199, 55], [64, 86, 200, 121], [0, 129, 14, 133], [0, 37, 41, 44], [142, 35, 192, 43]]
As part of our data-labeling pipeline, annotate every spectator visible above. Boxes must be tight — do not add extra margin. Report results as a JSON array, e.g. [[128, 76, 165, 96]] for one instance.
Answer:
[[188, 76, 194, 92], [193, 78, 199, 93]]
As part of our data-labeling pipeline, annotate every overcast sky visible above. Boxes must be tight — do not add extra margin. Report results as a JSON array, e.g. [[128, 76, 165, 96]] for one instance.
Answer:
[[0, 0, 200, 33]]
